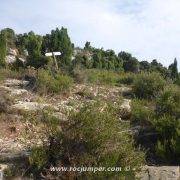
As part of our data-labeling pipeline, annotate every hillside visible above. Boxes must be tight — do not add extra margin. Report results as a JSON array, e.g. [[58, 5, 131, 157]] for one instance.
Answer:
[[0, 27, 179, 179]]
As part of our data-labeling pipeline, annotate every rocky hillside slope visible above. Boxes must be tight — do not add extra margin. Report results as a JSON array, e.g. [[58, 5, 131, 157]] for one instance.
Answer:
[[0, 78, 179, 179]]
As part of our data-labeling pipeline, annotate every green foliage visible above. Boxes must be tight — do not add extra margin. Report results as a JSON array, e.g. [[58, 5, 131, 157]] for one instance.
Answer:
[[60, 102, 144, 178], [26, 31, 42, 57], [28, 102, 145, 179], [133, 72, 166, 99], [168, 58, 178, 80], [43, 27, 73, 67], [175, 75, 180, 86], [1, 28, 16, 48], [156, 85, 180, 118], [15, 33, 29, 56], [73, 54, 93, 69], [27, 55, 50, 69], [85, 69, 119, 85], [29, 146, 48, 170], [118, 51, 139, 73], [118, 73, 135, 85], [139, 61, 151, 71], [74, 48, 124, 72], [150, 59, 170, 78], [73, 69, 120, 85], [36, 69, 73, 94], [0, 68, 24, 80], [0, 33, 7, 67], [84, 41, 91, 50], [131, 99, 154, 126], [152, 85, 180, 162], [24, 31, 44, 68], [153, 115, 180, 162], [131, 84, 180, 163], [123, 58, 139, 73]]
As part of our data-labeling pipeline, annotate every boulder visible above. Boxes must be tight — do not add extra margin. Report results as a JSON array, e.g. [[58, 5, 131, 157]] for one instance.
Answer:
[[119, 99, 131, 119]]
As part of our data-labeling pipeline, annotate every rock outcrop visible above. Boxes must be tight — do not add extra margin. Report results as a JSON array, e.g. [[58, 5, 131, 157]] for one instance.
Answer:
[[137, 166, 180, 180], [5, 48, 26, 64]]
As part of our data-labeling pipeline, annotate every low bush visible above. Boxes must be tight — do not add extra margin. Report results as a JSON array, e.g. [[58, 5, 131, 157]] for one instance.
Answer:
[[118, 73, 135, 85], [0, 68, 24, 81], [72, 66, 88, 83], [133, 72, 166, 99], [36, 69, 73, 94], [26, 56, 51, 69], [156, 85, 180, 118], [151, 85, 180, 163], [131, 99, 154, 126], [153, 115, 180, 163], [85, 69, 119, 85], [73, 68, 120, 85], [29, 102, 145, 179]]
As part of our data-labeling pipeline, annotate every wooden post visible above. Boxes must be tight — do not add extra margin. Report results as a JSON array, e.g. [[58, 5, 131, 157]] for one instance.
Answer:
[[52, 52, 59, 71]]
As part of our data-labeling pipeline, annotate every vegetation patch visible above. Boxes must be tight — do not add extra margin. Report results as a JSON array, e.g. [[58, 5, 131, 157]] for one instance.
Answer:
[[133, 72, 166, 99], [29, 102, 145, 179], [36, 69, 73, 95]]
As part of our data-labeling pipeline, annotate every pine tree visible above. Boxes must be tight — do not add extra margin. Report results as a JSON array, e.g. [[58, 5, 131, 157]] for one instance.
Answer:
[[168, 58, 178, 80], [41, 27, 73, 69], [0, 33, 7, 67], [26, 31, 42, 57]]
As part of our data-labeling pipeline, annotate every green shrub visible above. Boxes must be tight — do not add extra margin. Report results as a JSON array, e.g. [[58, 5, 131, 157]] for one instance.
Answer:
[[0, 68, 24, 80], [131, 99, 154, 126], [175, 76, 180, 86], [118, 73, 135, 85], [72, 66, 88, 83], [153, 85, 180, 163], [153, 115, 180, 162], [29, 146, 48, 170], [73, 69, 132, 86], [156, 85, 180, 118], [54, 102, 144, 178], [72, 68, 123, 86], [85, 69, 119, 85], [29, 102, 145, 179], [27, 56, 50, 69], [133, 72, 166, 99], [36, 69, 73, 94]]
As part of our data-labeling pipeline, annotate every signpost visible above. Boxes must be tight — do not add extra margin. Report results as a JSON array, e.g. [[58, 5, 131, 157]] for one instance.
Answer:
[[45, 51, 61, 70]]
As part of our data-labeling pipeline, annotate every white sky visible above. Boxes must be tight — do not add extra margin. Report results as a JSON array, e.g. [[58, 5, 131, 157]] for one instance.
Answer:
[[0, 0, 180, 70]]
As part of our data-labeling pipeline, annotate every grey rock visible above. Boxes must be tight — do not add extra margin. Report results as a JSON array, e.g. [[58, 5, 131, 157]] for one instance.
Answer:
[[138, 166, 180, 180]]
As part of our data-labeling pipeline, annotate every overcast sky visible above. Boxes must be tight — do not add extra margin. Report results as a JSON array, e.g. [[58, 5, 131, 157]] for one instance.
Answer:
[[0, 0, 180, 70]]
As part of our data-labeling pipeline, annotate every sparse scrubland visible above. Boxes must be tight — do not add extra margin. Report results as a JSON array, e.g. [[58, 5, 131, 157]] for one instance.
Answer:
[[0, 27, 179, 179]]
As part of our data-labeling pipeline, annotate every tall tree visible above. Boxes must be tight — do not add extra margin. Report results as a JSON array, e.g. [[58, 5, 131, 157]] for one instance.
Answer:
[[140, 61, 151, 71], [26, 31, 42, 57], [168, 58, 178, 80], [93, 51, 102, 69], [118, 52, 139, 72], [84, 41, 91, 50], [0, 33, 7, 67], [1, 28, 15, 48], [43, 27, 73, 67]]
